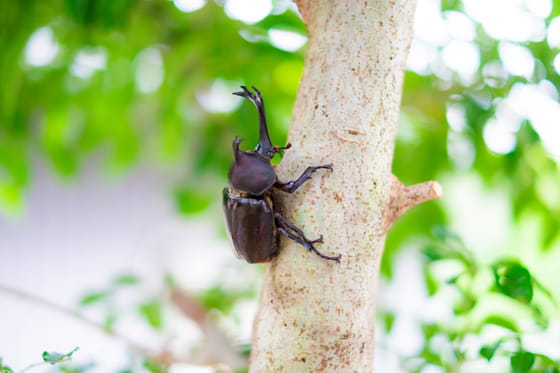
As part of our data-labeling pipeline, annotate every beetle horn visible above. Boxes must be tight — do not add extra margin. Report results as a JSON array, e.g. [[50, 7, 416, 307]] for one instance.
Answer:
[[233, 86, 275, 158], [232, 136, 244, 162]]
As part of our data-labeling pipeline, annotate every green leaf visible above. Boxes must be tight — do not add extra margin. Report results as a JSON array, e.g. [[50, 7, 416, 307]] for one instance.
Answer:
[[533, 277, 557, 307], [198, 285, 253, 314], [103, 312, 117, 332], [139, 300, 163, 330], [0, 358, 14, 373], [422, 245, 445, 262], [380, 311, 396, 334], [481, 315, 520, 333], [453, 293, 476, 315], [0, 182, 24, 217], [493, 262, 533, 304], [79, 292, 110, 306], [238, 343, 251, 358], [143, 359, 165, 373], [42, 347, 79, 365], [113, 274, 140, 287], [530, 304, 549, 329], [57, 362, 95, 373], [533, 353, 560, 371], [424, 267, 439, 296], [511, 351, 535, 373], [480, 340, 503, 361], [421, 323, 439, 339]]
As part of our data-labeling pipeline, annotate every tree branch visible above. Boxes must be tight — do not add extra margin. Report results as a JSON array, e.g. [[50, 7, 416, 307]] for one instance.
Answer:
[[384, 175, 443, 232], [168, 286, 247, 370], [250, 0, 420, 371]]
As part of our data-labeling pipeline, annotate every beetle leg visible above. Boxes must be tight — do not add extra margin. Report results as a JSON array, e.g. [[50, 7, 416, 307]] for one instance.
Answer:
[[275, 142, 291, 150], [274, 164, 333, 193], [274, 211, 316, 239], [277, 227, 340, 262], [274, 142, 292, 155], [274, 211, 341, 262]]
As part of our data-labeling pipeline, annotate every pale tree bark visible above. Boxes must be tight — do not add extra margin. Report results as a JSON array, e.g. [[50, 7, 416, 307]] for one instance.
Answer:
[[250, 1, 442, 372]]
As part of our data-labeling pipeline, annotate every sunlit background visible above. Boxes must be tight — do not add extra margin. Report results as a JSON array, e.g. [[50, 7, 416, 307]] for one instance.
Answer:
[[1, 0, 559, 372]]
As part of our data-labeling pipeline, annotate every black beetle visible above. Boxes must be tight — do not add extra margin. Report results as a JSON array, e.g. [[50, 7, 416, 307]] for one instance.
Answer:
[[223, 86, 340, 263]]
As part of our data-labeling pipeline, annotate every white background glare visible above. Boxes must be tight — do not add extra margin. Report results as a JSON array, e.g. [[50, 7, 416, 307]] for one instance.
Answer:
[[463, 0, 547, 42], [70, 48, 107, 79], [443, 11, 476, 41], [503, 83, 560, 160], [441, 40, 480, 81], [547, 17, 560, 48], [172, 0, 206, 13], [498, 43, 535, 78], [224, 0, 272, 24], [526, 0, 553, 18], [268, 29, 307, 52], [483, 118, 518, 154], [134, 47, 165, 94], [554, 54, 560, 75], [196, 79, 241, 113], [24, 27, 59, 67]]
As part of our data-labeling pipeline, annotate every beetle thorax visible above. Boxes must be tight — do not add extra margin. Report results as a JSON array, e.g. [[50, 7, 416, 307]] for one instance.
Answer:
[[228, 150, 277, 196]]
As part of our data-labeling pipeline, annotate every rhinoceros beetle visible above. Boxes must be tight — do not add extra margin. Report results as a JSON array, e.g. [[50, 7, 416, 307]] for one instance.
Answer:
[[223, 86, 340, 263]]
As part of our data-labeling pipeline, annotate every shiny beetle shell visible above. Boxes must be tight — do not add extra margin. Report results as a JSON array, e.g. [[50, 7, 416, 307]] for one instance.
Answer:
[[223, 188, 277, 263]]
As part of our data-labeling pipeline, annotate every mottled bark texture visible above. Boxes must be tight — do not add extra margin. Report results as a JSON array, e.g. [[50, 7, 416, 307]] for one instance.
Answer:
[[249, 1, 441, 372]]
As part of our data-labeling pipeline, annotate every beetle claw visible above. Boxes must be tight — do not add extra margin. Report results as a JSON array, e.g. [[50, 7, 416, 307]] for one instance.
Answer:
[[233, 86, 262, 106], [309, 235, 324, 245], [307, 242, 341, 262], [232, 85, 251, 97], [305, 235, 341, 262]]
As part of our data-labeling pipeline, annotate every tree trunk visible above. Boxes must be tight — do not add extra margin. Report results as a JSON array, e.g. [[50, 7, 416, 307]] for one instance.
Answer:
[[249, 1, 441, 372]]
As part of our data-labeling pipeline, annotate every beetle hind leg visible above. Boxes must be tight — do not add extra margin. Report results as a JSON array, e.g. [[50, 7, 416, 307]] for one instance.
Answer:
[[277, 227, 340, 262], [275, 212, 340, 262]]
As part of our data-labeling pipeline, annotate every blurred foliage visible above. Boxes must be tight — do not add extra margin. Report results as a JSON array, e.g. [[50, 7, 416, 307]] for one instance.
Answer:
[[2, 0, 560, 372], [383, 227, 560, 372], [0, 0, 304, 216]]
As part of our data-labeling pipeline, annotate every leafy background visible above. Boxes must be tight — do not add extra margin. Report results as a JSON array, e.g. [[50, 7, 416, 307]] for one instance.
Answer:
[[1, 0, 559, 372]]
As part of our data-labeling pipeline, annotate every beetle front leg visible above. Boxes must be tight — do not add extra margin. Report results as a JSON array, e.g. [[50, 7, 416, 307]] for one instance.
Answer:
[[274, 142, 291, 153], [274, 164, 333, 193], [275, 211, 341, 262]]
